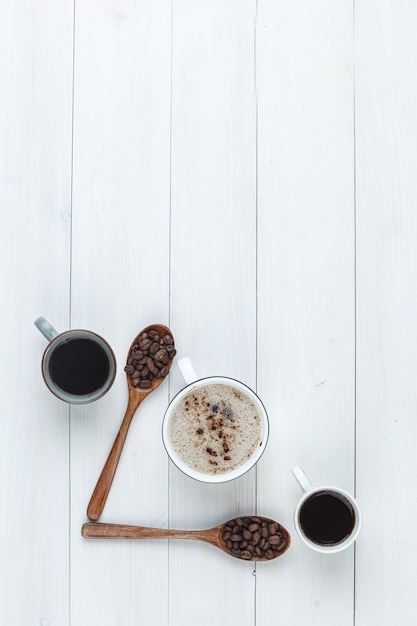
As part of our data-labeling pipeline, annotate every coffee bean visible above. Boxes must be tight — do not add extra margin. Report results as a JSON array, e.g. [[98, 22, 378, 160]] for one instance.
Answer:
[[125, 328, 175, 387], [154, 348, 168, 362], [139, 338, 151, 351], [221, 516, 287, 561], [268, 535, 281, 546], [252, 531, 261, 544], [147, 357, 159, 375], [240, 550, 252, 560]]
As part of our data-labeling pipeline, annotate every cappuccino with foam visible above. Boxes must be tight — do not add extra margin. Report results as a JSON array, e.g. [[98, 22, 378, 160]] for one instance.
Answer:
[[168, 382, 264, 475]]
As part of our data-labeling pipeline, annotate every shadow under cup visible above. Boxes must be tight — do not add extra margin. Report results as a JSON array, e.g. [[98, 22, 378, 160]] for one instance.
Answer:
[[41, 330, 116, 404]]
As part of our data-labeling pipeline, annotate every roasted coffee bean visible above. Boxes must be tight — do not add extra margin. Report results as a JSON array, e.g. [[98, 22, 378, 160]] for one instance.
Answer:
[[268, 535, 282, 546], [252, 531, 261, 544], [240, 550, 252, 560], [154, 348, 168, 362], [139, 366, 149, 378], [147, 357, 159, 375], [125, 328, 175, 387], [139, 338, 151, 351], [221, 516, 287, 561]]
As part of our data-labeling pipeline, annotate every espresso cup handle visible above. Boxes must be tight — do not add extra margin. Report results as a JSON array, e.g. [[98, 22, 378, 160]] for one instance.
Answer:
[[34, 317, 59, 342], [292, 465, 313, 492], [177, 357, 198, 385]]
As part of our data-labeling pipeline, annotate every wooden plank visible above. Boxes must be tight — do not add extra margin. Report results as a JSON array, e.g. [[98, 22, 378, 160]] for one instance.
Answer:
[[70, 1, 172, 624], [355, 1, 417, 623], [256, 1, 356, 623], [169, 1, 258, 624], [0, 1, 74, 624]]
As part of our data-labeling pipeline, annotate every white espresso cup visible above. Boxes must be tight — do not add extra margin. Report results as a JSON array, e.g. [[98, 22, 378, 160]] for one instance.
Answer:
[[162, 357, 269, 483], [292, 465, 361, 553], [35, 317, 117, 404]]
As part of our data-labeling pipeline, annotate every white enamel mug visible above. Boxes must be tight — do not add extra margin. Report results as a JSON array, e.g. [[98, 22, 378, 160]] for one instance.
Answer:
[[292, 465, 361, 553], [162, 357, 269, 483]]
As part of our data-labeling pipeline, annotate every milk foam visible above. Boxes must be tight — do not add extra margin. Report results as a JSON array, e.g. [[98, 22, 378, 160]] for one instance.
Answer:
[[169, 382, 263, 475]]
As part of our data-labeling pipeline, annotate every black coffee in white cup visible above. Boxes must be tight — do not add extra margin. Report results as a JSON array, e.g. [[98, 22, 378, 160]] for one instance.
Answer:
[[292, 466, 361, 553], [299, 490, 356, 547]]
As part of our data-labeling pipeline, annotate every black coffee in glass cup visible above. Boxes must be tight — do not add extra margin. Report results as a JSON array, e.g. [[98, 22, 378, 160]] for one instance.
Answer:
[[292, 465, 361, 553], [35, 317, 116, 404]]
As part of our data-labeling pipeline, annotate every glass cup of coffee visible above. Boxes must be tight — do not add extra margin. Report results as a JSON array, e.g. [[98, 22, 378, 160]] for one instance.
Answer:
[[162, 357, 269, 483], [35, 317, 117, 404], [292, 465, 361, 553]]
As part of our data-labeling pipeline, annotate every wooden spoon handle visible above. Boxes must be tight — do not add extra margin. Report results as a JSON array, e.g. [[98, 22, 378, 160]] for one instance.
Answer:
[[82, 522, 212, 542], [87, 391, 143, 521]]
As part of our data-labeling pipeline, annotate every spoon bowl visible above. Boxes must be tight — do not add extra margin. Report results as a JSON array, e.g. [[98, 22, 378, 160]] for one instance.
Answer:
[[87, 324, 175, 521], [82, 515, 290, 562]]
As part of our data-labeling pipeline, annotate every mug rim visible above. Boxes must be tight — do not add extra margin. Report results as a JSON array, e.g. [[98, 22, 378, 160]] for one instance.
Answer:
[[162, 375, 269, 483], [41, 329, 117, 404], [294, 485, 362, 553]]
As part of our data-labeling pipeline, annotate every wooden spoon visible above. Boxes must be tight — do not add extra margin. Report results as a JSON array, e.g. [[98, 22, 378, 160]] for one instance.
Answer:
[[87, 324, 175, 521], [82, 516, 291, 562]]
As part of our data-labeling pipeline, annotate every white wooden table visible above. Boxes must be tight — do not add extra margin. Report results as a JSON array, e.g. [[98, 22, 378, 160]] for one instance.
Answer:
[[1, 1, 417, 624]]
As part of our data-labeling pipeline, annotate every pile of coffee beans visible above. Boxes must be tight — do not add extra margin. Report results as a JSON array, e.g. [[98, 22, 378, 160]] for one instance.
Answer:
[[124, 329, 176, 389], [222, 516, 288, 560]]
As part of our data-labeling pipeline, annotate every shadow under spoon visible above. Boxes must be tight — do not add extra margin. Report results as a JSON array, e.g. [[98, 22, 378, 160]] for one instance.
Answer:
[[82, 516, 291, 562], [87, 324, 175, 521]]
